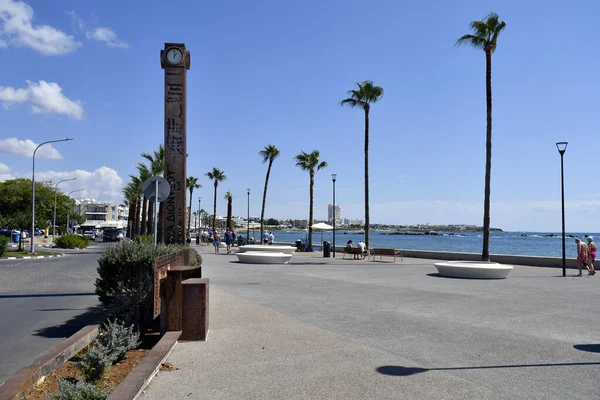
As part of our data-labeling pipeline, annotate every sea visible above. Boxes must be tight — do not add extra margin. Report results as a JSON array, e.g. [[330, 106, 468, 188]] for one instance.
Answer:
[[251, 230, 598, 258]]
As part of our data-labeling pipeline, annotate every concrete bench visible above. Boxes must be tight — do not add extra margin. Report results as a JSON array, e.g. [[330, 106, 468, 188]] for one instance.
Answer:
[[371, 248, 402, 263], [433, 261, 513, 279], [236, 251, 293, 264], [238, 245, 296, 254]]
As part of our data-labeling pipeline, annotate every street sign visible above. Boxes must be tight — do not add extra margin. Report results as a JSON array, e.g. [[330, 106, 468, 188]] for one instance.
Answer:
[[143, 176, 170, 202]]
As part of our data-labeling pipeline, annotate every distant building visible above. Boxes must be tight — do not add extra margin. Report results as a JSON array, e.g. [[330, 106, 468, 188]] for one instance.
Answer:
[[328, 204, 341, 224], [342, 218, 364, 226], [75, 199, 127, 229]]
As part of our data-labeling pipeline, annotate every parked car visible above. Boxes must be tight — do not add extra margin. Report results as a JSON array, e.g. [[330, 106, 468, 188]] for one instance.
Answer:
[[103, 228, 123, 242], [83, 231, 96, 239]]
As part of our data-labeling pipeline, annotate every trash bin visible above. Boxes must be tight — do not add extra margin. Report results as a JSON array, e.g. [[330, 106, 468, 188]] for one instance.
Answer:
[[12, 232, 20, 243], [196, 234, 200, 245], [295, 239, 303, 252], [323, 241, 331, 258]]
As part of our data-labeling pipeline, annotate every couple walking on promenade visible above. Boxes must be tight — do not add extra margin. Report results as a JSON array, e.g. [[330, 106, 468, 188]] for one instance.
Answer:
[[575, 236, 596, 276]]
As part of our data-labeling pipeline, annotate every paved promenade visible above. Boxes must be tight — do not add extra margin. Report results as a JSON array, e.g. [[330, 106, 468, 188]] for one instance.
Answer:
[[141, 245, 600, 399]]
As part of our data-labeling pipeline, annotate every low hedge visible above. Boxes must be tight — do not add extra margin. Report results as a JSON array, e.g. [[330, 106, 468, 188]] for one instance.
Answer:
[[55, 234, 90, 249], [0, 236, 8, 256]]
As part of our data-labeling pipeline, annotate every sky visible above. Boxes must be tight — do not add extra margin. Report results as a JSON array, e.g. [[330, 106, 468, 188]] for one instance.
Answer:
[[0, 0, 599, 232]]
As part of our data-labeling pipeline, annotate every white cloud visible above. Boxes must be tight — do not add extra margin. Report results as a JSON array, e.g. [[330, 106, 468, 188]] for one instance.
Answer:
[[0, 162, 13, 181], [0, 0, 81, 55], [36, 167, 124, 204], [0, 80, 83, 119], [86, 27, 128, 48], [0, 138, 63, 159], [68, 10, 128, 49]]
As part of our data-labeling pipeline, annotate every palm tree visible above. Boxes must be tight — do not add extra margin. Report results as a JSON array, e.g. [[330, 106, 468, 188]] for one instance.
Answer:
[[141, 145, 164, 239], [340, 80, 384, 252], [186, 176, 201, 237], [205, 168, 226, 232], [136, 162, 151, 235], [457, 12, 506, 261], [259, 144, 280, 245], [128, 174, 143, 238], [294, 150, 327, 251], [122, 183, 137, 238], [224, 192, 233, 230]]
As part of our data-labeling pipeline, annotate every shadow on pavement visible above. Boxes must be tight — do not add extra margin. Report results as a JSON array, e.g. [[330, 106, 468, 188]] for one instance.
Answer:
[[377, 360, 600, 376], [0, 292, 96, 299], [574, 344, 600, 353], [33, 305, 107, 339]]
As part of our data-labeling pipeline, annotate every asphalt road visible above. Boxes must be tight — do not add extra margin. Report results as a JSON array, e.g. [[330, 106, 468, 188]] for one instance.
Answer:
[[0, 241, 109, 384]]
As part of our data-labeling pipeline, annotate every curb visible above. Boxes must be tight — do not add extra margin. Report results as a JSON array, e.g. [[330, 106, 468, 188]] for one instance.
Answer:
[[0, 254, 65, 261], [108, 331, 182, 400], [0, 324, 100, 400]]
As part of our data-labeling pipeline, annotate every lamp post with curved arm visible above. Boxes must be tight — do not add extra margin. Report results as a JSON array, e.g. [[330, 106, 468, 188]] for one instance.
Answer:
[[31, 138, 73, 253], [556, 142, 568, 277], [66, 189, 84, 235], [53, 178, 76, 241]]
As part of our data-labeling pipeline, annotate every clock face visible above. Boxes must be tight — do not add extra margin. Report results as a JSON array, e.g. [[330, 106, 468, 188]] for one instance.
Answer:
[[166, 48, 183, 64]]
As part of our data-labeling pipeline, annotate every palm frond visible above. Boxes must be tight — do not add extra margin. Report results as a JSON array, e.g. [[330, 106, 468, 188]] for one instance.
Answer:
[[259, 144, 280, 163], [317, 161, 327, 171]]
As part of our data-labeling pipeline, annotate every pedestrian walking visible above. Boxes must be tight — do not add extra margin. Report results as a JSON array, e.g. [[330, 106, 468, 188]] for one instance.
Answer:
[[263, 231, 269, 244], [224, 227, 233, 254], [268, 232, 275, 245], [214, 231, 221, 254], [575, 238, 589, 276], [587, 236, 596, 275]]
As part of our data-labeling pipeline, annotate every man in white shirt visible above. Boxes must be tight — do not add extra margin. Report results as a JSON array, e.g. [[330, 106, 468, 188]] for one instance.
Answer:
[[268, 232, 275, 244], [357, 240, 366, 259]]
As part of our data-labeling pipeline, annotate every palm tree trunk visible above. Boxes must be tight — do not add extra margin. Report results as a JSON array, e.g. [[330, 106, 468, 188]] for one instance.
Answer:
[[364, 107, 370, 251], [481, 49, 493, 261], [188, 189, 193, 237], [141, 199, 148, 235], [134, 196, 141, 237], [212, 183, 217, 232], [127, 203, 135, 238], [147, 201, 154, 238], [227, 198, 232, 229], [158, 203, 164, 243], [260, 161, 273, 243], [308, 171, 314, 251]]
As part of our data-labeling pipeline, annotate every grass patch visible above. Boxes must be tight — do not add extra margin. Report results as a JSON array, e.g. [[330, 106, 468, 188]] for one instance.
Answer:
[[4, 251, 57, 257]]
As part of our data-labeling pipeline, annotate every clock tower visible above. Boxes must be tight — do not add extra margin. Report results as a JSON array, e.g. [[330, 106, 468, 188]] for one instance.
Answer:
[[160, 43, 190, 245]]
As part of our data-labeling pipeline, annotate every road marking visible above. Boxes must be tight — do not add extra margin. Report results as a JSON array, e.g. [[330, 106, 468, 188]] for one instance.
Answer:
[[22, 256, 31, 259], [7, 257, 16, 259]]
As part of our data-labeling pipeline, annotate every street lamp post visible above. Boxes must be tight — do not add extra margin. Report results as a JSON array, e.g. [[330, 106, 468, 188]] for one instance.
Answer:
[[53, 178, 76, 241], [198, 197, 201, 229], [247, 189, 250, 244], [66, 189, 84, 235], [556, 142, 568, 277], [332, 174, 337, 258], [31, 138, 73, 253]]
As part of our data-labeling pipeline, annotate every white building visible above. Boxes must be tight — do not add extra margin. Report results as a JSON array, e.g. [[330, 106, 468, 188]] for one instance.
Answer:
[[76, 199, 128, 229]]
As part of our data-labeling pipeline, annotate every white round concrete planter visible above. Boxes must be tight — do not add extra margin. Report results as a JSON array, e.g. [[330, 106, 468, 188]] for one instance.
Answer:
[[238, 245, 296, 254], [236, 251, 293, 264], [434, 261, 513, 279]]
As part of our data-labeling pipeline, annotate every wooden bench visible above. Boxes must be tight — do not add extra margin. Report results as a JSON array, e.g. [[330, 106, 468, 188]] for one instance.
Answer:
[[371, 248, 402, 263], [343, 247, 366, 259]]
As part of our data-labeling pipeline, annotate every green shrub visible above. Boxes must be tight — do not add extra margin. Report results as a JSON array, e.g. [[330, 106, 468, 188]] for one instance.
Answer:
[[134, 234, 153, 244], [174, 246, 202, 266], [96, 241, 172, 324], [98, 319, 141, 362], [53, 378, 107, 400], [0, 236, 8, 257], [55, 235, 90, 249], [78, 344, 115, 382]]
